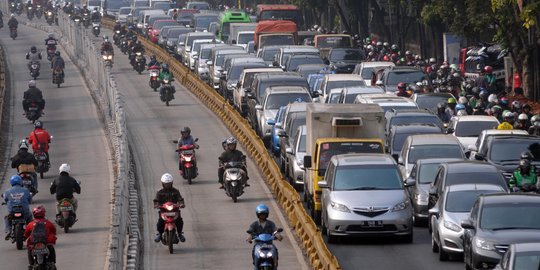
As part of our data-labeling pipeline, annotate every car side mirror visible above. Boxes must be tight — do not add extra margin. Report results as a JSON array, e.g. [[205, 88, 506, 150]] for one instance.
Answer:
[[236, 82, 241, 88], [392, 154, 399, 162], [324, 59, 330, 65], [285, 147, 293, 155], [303, 155, 312, 168], [428, 207, 440, 218], [277, 228, 283, 233], [318, 181, 328, 189], [461, 219, 475, 230], [272, 61, 279, 67], [255, 105, 263, 110], [247, 92, 254, 99], [446, 128, 454, 134], [277, 130, 287, 137], [428, 187, 437, 197], [311, 91, 319, 98], [266, 119, 275, 126], [404, 178, 415, 187], [275, 123, 282, 129], [206, 60, 213, 65], [475, 154, 485, 161], [194, 138, 199, 142], [193, 55, 198, 59], [231, 39, 237, 44]]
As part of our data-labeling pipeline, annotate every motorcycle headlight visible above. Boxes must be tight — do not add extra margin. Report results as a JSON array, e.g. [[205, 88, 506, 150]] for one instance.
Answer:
[[163, 79, 170, 84], [165, 205, 174, 211], [167, 41, 173, 46], [136, 52, 142, 56], [330, 201, 350, 212], [258, 250, 267, 258], [47, 11, 52, 15], [184, 156, 192, 162], [228, 174, 239, 181], [475, 238, 495, 251], [227, 83, 235, 90], [415, 193, 429, 205], [391, 200, 411, 212], [28, 7, 32, 9], [443, 220, 462, 232]]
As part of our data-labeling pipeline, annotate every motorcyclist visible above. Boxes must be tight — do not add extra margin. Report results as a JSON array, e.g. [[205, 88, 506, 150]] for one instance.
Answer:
[[80, 4, 90, 16], [218, 137, 249, 189], [44, 33, 57, 56], [3, 175, 32, 241], [25, 46, 42, 71], [509, 158, 538, 192], [147, 55, 160, 68], [50, 51, 65, 79], [515, 113, 530, 131], [49, 164, 81, 219], [11, 140, 39, 189], [395, 82, 409, 97], [100, 36, 114, 55], [27, 121, 51, 166], [7, 14, 18, 29], [176, 127, 199, 173], [153, 173, 186, 243], [246, 204, 282, 269], [529, 115, 540, 135], [25, 0, 32, 11], [24, 205, 57, 268], [113, 21, 122, 32], [484, 66, 497, 93], [23, 80, 45, 113], [436, 102, 452, 123], [129, 40, 144, 66], [502, 111, 515, 127], [158, 63, 175, 99], [90, 7, 100, 22], [445, 97, 457, 117]]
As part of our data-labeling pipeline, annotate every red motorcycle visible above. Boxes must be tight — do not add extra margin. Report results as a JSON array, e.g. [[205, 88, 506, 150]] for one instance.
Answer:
[[158, 202, 184, 254], [176, 139, 199, 184], [148, 65, 161, 91]]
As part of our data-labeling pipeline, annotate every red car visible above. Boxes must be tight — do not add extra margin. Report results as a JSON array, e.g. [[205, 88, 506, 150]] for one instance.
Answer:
[[148, 19, 179, 43]]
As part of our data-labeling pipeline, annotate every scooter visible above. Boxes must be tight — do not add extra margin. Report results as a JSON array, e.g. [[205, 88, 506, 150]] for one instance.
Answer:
[[45, 10, 54, 25], [92, 22, 100, 37], [35, 5, 43, 19], [82, 12, 90, 28], [10, 2, 16, 13], [25, 101, 42, 123], [134, 52, 146, 74], [26, 6, 34, 20], [148, 66, 160, 91], [56, 198, 76, 233], [102, 52, 113, 68], [10, 27, 17, 40], [157, 202, 184, 254], [250, 228, 283, 270], [34, 142, 51, 179], [222, 159, 247, 203], [29, 61, 40, 79], [16, 3, 23, 15], [113, 30, 121, 45], [30, 241, 56, 270], [52, 68, 63, 88], [2, 203, 27, 250], [159, 76, 175, 106], [120, 39, 128, 54], [175, 139, 199, 184]]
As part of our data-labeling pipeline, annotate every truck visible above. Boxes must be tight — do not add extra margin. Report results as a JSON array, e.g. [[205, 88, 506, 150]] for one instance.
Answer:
[[229, 22, 257, 47], [458, 43, 508, 84], [254, 20, 297, 50], [302, 103, 386, 225]]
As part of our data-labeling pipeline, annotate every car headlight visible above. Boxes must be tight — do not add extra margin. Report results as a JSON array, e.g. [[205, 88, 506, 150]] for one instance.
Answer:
[[167, 41, 173, 46], [296, 158, 303, 167], [475, 238, 495, 251], [415, 193, 429, 205], [391, 200, 411, 212], [214, 70, 221, 76], [443, 220, 462, 232], [330, 201, 350, 212], [227, 83, 235, 90]]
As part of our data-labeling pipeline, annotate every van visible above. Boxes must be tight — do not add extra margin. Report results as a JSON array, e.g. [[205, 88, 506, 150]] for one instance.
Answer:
[[137, 9, 165, 30]]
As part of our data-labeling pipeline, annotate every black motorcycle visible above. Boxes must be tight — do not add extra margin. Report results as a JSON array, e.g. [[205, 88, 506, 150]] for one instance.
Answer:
[[34, 146, 50, 179], [92, 22, 100, 37], [113, 30, 121, 45], [52, 68, 63, 88], [2, 203, 27, 250], [10, 27, 17, 40], [19, 172, 37, 199], [82, 12, 90, 28], [120, 39, 128, 54], [30, 241, 56, 270], [25, 101, 42, 123], [35, 5, 43, 18], [15, 3, 23, 15], [45, 10, 54, 25], [29, 61, 40, 79], [10, 2, 16, 13], [160, 76, 175, 106], [26, 5, 34, 20], [134, 52, 145, 74]]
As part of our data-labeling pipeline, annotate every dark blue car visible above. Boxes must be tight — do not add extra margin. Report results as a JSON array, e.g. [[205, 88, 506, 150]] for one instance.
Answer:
[[267, 106, 287, 156]]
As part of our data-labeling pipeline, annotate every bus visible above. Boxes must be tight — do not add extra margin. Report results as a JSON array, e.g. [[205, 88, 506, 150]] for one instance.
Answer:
[[217, 10, 251, 43], [256, 4, 302, 29]]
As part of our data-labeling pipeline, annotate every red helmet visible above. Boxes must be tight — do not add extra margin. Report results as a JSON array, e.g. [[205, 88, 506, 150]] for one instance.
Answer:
[[397, 82, 406, 90], [484, 66, 493, 74], [383, 55, 390, 61], [32, 205, 46, 218]]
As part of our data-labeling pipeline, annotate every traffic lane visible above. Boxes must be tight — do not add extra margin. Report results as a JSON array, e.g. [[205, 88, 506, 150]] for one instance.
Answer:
[[107, 38, 308, 269], [0, 23, 112, 270]]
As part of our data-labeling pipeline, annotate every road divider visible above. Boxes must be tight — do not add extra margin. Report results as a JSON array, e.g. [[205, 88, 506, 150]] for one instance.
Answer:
[[103, 17, 341, 270]]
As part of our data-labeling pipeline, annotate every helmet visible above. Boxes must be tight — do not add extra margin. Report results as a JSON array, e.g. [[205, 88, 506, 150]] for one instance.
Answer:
[[521, 151, 533, 160], [447, 97, 456, 104], [483, 66, 493, 74], [55, 51, 60, 56], [449, 64, 458, 71], [531, 115, 540, 123], [103, 35, 108, 40], [437, 102, 446, 110], [255, 204, 269, 217], [504, 111, 514, 119], [391, 44, 398, 50], [523, 104, 531, 110], [30, 46, 37, 53], [458, 96, 468, 104], [518, 113, 528, 121], [382, 55, 390, 61], [520, 159, 531, 171], [32, 205, 46, 218], [161, 63, 169, 70], [397, 82, 406, 90], [405, 50, 411, 56], [10, 175, 22, 187], [11, 14, 15, 18], [376, 41, 382, 47], [34, 120, 43, 128], [226, 136, 237, 145], [28, 80, 36, 88], [48, 33, 53, 38], [383, 42, 389, 47], [366, 45, 373, 51], [500, 97, 509, 105], [429, 58, 436, 64], [456, 104, 465, 111], [19, 139, 29, 150], [492, 105, 502, 114], [160, 173, 173, 184], [511, 100, 521, 109], [488, 94, 498, 103], [457, 110, 467, 116], [180, 126, 191, 134], [59, 163, 71, 174]]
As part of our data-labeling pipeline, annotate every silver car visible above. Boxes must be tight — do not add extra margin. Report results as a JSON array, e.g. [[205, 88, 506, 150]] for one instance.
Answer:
[[285, 125, 306, 188], [318, 153, 413, 243], [429, 184, 505, 261]]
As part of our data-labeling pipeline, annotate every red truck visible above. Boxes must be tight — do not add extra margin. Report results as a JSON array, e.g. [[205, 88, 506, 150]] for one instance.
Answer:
[[254, 20, 297, 50]]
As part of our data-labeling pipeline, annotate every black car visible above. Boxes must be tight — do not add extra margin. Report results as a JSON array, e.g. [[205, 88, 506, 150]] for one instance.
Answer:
[[412, 92, 456, 114], [462, 194, 540, 270], [284, 54, 324, 72], [387, 124, 443, 159], [379, 66, 429, 93], [384, 109, 444, 136], [325, 48, 365, 74]]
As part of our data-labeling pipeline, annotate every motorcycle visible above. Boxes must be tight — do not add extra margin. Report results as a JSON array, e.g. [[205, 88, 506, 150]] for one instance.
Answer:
[[56, 198, 76, 233], [160, 76, 175, 106], [10, 27, 17, 40], [16, 3, 23, 15], [35, 5, 43, 18], [148, 66, 160, 91], [26, 6, 34, 20], [134, 52, 145, 74], [45, 10, 54, 25], [25, 101, 42, 123], [30, 241, 56, 270], [52, 68, 63, 88], [2, 203, 27, 250], [19, 172, 37, 199], [91, 22, 100, 37], [175, 140, 199, 184], [120, 39, 128, 54], [250, 228, 283, 270], [102, 52, 113, 68], [34, 145, 50, 179], [157, 202, 184, 254], [46, 46, 56, 61], [113, 30, 121, 45], [10, 2, 16, 13], [222, 160, 247, 203], [29, 61, 40, 79], [82, 12, 90, 28]]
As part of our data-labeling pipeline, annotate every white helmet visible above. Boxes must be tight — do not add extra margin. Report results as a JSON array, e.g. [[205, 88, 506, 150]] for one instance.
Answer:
[[518, 113, 529, 121], [457, 110, 468, 116], [458, 96, 468, 104], [161, 173, 173, 184], [59, 163, 71, 174], [488, 94, 498, 103]]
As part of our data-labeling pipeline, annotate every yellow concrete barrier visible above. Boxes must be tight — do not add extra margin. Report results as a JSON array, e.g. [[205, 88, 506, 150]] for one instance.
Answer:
[[103, 18, 341, 270]]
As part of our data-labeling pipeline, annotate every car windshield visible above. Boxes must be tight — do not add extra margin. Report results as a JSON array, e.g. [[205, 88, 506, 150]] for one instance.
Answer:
[[333, 165, 403, 191], [288, 117, 306, 137], [328, 93, 340, 104], [187, 35, 214, 47], [329, 50, 364, 61], [168, 29, 187, 37], [262, 48, 279, 61], [154, 21, 176, 30], [514, 252, 540, 270], [298, 134, 306, 152], [455, 121, 499, 137], [415, 95, 450, 113], [88, 0, 101, 6], [392, 131, 441, 152], [200, 48, 211, 59], [134, 1, 147, 7], [195, 16, 217, 29], [480, 203, 540, 230], [390, 116, 440, 129], [381, 105, 418, 113], [265, 93, 311, 110], [318, 142, 384, 176], [119, 8, 130, 14], [238, 33, 253, 44], [229, 64, 264, 81], [260, 35, 295, 47], [222, 22, 231, 36], [216, 53, 243, 66], [316, 36, 351, 48], [326, 80, 365, 93], [289, 57, 323, 71], [106, 0, 127, 9], [445, 190, 500, 212], [418, 163, 440, 184], [387, 71, 427, 85], [445, 172, 504, 188], [153, 3, 170, 10], [408, 145, 463, 164], [257, 80, 308, 99], [489, 139, 540, 163], [259, 10, 300, 24], [192, 41, 211, 53]]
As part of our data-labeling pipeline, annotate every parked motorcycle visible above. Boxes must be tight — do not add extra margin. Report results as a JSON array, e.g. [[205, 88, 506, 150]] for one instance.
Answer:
[[26, 6, 34, 20], [10, 27, 17, 40], [2, 203, 27, 250], [56, 198, 76, 233], [222, 160, 247, 202], [45, 10, 54, 25], [134, 52, 146, 74], [92, 22, 100, 37], [102, 52, 113, 68], [25, 101, 42, 123], [160, 75, 175, 106], [29, 61, 40, 79], [148, 66, 160, 91], [250, 228, 283, 270], [30, 241, 56, 270], [175, 139, 199, 184], [157, 202, 184, 254], [35, 4, 43, 18]]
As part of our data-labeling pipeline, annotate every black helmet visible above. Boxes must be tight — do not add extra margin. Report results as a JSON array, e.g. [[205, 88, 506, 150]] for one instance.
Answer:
[[55, 51, 60, 56], [437, 102, 446, 110], [521, 151, 533, 160], [180, 126, 191, 134], [30, 46, 37, 53], [161, 63, 169, 70], [520, 159, 531, 170], [150, 55, 156, 60], [34, 120, 43, 128]]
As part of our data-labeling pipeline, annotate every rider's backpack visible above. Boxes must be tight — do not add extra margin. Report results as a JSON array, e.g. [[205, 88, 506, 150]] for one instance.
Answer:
[[30, 221, 47, 244]]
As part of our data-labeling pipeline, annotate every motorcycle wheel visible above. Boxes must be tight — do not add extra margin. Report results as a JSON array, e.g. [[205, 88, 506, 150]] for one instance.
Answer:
[[137, 69, 142, 74], [15, 223, 24, 250], [166, 100, 169, 106], [57, 82, 61, 88], [186, 168, 192, 184], [40, 171, 44, 179], [168, 230, 174, 254], [232, 185, 238, 203], [63, 217, 69, 233], [33, 75, 37, 80]]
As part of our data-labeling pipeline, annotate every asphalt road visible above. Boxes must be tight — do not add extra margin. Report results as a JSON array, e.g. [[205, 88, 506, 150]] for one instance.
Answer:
[[0, 24, 112, 269], [99, 28, 309, 269]]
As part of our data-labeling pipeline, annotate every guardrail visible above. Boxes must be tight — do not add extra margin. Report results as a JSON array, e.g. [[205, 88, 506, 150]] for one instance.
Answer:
[[0, 45, 6, 152], [103, 17, 341, 270]]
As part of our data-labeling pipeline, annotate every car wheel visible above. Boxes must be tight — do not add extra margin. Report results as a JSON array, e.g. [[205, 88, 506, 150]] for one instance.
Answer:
[[413, 216, 422, 227], [431, 230, 439, 253], [438, 236, 450, 261]]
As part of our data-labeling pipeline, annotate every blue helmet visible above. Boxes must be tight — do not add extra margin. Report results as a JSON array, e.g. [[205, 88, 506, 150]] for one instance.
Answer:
[[255, 204, 269, 217], [10, 175, 22, 187], [455, 104, 466, 111]]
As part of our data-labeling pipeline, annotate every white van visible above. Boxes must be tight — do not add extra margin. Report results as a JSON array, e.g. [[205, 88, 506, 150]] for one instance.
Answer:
[[137, 9, 165, 30]]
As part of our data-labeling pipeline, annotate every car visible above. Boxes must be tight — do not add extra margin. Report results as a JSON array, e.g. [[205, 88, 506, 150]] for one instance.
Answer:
[[285, 124, 307, 189], [257, 45, 281, 66], [275, 45, 320, 68], [158, 26, 186, 48], [148, 19, 178, 43], [208, 46, 245, 87], [325, 88, 343, 104], [268, 106, 287, 156], [116, 7, 132, 23], [386, 124, 443, 159], [462, 194, 540, 270], [186, 1, 209, 10], [151, 1, 172, 12], [295, 64, 328, 78], [195, 43, 224, 81], [384, 109, 444, 136], [446, 115, 501, 148], [190, 13, 219, 31], [427, 161, 510, 210], [318, 153, 413, 243], [430, 184, 506, 261], [467, 129, 529, 161], [404, 158, 465, 225], [378, 66, 429, 93], [337, 86, 384, 104], [412, 92, 456, 113], [188, 38, 216, 70], [399, 134, 465, 180], [222, 58, 267, 102], [277, 102, 307, 176], [353, 61, 395, 85], [284, 54, 325, 72], [182, 32, 216, 66], [145, 15, 171, 37], [354, 93, 419, 113], [494, 242, 540, 270], [318, 74, 366, 101], [234, 68, 283, 115], [325, 48, 365, 74], [176, 9, 199, 26]]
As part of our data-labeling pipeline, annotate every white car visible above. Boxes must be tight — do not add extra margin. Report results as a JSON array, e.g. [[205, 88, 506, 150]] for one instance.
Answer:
[[446, 115, 500, 149], [352, 61, 395, 86]]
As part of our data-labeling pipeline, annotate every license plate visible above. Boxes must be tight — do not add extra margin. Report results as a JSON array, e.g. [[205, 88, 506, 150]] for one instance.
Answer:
[[163, 212, 176, 217], [23, 180, 32, 186], [31, 64, 38, 69], [33, 247, 48, 255], [361, 220, 383, 228], [59, 206, 73, 211]]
